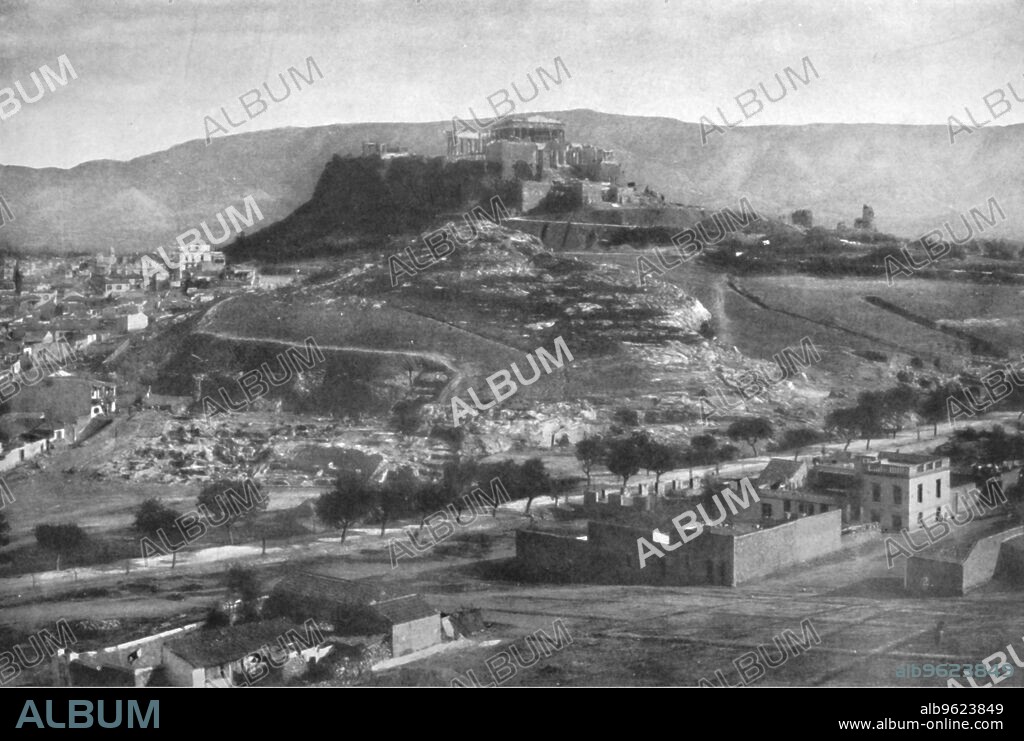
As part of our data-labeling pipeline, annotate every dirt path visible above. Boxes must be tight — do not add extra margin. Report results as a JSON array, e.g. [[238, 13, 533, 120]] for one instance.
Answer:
[[194, 328, 469, 405]]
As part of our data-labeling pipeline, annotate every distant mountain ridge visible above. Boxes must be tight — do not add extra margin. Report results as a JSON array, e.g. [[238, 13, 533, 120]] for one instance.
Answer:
[[1, 109, 1022, 253]]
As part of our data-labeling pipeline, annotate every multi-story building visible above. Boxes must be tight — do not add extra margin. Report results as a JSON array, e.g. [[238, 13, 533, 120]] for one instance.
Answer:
[[859, 451, 950, 531], [179, 243, 226, 272]]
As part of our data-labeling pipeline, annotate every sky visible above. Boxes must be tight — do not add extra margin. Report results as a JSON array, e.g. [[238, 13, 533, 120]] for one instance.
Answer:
[[0, 0, 1022, 168]]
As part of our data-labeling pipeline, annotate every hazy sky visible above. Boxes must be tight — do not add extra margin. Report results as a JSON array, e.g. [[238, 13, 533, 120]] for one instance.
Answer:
[[1, 0, 1022, 168]]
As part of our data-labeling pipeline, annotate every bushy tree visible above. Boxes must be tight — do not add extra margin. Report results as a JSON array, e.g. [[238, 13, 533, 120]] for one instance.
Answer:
[[853, 391, 887, 449], [315, 471, 375, 543], [875, 387, 917, 439], [414, 482, 453, 532], [637, 437, 680, 494], [825, 407, 863, 451], [33, 523, 86, 570], [197, 479, 268, 546], [717, 444, 741, 462], [518, 457, 552, 515], [777, 427, 825, 452], [575, 436, 605, 489], [605, 436, 643, 493], [439, 459, 479, 520], [690, 434, 718, 465], [377, 467, 417, 537], [134, 498, 181, 567], [727, 417, 774, 456], [918, 383, 958, 437]]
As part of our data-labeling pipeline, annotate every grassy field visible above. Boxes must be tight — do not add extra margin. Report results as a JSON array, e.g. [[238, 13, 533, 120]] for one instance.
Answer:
[[575, 253, 1021, 373]]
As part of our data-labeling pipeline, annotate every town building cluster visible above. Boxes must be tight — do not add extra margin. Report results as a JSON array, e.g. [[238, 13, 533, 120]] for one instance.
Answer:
[[52, 571, 478, 687], [0, 241, 290, 473], [518, 449, 1021, 593]]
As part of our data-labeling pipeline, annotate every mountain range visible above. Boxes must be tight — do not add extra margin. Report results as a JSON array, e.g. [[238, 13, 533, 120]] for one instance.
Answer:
[[1, 109, 1022, 254]]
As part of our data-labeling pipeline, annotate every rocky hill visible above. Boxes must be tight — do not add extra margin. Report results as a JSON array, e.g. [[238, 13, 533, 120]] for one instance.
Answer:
[[120, 220, 830, 456], [2, 110, 1023, 253]]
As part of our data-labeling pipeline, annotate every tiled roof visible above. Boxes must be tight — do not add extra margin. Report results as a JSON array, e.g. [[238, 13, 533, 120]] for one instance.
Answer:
[[756, 459, 806, 489], [164, 619, 312, 667], [371, 595, 437, 624]]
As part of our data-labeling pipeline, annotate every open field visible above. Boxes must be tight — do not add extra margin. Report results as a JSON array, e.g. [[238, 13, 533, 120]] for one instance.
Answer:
[[574, 253, 1024, 375], [343, 519, 1024, 688], [12, 501, 1020, 688]]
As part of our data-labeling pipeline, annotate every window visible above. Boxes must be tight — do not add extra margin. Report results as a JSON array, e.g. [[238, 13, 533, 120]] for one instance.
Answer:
[[936, 507, 942, 521], [892, 515, 903, 530], [917, 512, 924, 525], [917, 484, 923, 503], [872, 483, 881, 502], [783, 500, 791, 513], [819, 504, 829, 513], [870, 510, 881, 523], [892, 485, 902, 504], [761, 503, 772, 519], [936, 479, 942, 499]]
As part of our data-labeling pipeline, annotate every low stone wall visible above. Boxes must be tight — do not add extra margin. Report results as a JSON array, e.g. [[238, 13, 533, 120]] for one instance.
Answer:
[[906, 525, 1024, 596]]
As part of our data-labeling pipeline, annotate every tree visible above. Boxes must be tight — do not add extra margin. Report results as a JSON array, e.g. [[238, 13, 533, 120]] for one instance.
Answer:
[[476, 459, 520, 516], [134, 498, 181, 568], [690, 434, 718, 465], [414, 482, 452, 533], [0, 511, 9, 553], [854, 391, 887, 450], [637, 439, 680, 494], [727, 417, 774, 456], [605, 436, 643, 493], [876, 386, 917, 439], [518, 457, 552, 515], [197, 478, 268, 546], [717, 444, 741, 463], [377, 467, 417, 537], [438, 459, 478, 521], [574, 436, 605, 489], [918, 384, 956, 437], [225, 564, 261, 622], [825, 407, 862, 451], [315, 471, 374, 542], [33, 523, 86, 570], [778, 427, 825, 453]]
